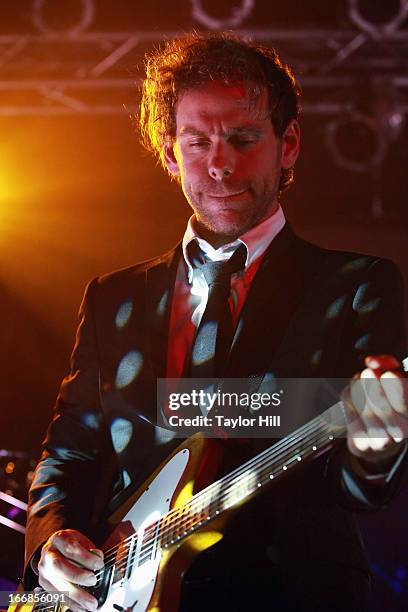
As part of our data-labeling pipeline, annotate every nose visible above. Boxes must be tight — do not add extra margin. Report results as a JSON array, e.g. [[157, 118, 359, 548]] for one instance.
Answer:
[[208, 142, 235, 181]]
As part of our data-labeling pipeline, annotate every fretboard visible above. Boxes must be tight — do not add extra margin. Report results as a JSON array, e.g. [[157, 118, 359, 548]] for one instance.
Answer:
[[96, 401, 346, 585], [158, 400, 346, 549]]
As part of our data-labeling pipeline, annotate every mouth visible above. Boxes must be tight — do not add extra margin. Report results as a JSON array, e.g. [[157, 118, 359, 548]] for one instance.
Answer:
[[207, 190, 247, 199]]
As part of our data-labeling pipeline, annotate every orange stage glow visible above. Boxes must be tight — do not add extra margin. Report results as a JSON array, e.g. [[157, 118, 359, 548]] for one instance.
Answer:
[[0, 116, 185, 350], [0, 113, 186, 451]]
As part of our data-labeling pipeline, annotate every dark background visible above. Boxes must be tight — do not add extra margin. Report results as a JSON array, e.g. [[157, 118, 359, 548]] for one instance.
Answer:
[[0, 1, 407, 609]]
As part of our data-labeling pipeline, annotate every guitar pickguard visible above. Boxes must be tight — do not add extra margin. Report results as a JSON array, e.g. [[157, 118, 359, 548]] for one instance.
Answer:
[[99, 448, 190, 611]]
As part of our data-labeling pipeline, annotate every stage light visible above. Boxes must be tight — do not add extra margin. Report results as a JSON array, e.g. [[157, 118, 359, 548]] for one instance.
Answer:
[[5, 463, 15, 475], [325, 112, 386, 173], [0, 165, 24, 233], [0, 169, 12, 203], [191, 0, 255, 29], [347, 0, 408, 36], [32, 0, 95, 36], [324, 76, 405, 175]]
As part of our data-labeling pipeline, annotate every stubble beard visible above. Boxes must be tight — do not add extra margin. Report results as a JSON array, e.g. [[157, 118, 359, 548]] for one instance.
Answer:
[[186, 181, 279, 244]]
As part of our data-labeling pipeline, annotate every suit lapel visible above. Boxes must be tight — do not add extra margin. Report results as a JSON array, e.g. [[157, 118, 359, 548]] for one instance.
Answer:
[[145, 243, 181, 379], [227, 225, 322, 379], [143, 229, 323, 381]]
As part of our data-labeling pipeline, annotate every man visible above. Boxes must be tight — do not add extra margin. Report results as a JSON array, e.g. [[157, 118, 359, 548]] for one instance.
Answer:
[[25, 33, 407, 611]]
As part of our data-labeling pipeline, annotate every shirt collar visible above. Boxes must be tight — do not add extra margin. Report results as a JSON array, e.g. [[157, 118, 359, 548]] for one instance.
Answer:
[[182, 205, 286, 283]]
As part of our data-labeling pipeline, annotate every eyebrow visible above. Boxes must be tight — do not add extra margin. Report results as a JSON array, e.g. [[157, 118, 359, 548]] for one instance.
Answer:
[[179, 126, 263, 138]]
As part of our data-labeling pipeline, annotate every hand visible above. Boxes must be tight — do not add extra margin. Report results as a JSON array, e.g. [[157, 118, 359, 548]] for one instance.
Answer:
[[342, 355, 408, 468], [38, 529, 104, 612]]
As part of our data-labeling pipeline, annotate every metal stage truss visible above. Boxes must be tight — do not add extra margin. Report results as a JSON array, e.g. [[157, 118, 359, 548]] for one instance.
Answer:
[[1, 0, 408, 117], [0, 27, 408, 117], [0, 1, 408, 190]]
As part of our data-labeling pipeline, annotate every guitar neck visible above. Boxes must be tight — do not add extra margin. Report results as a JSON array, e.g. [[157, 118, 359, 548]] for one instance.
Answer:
[[79, 401, 347, 609], [158, 400, 346, 549]]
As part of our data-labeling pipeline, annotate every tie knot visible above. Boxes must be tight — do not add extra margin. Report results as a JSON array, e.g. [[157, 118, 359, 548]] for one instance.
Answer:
[[189, 243, 247, 289]]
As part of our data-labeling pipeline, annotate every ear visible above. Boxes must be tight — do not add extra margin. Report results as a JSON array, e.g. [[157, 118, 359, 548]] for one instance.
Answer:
[[162, 139, 180, 177], [280, 119, 301, 169]]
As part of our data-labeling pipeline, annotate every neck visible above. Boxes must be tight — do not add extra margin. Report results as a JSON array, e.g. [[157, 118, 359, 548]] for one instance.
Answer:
[[195, 226, 240, 249], [194, 201, 280, 249]]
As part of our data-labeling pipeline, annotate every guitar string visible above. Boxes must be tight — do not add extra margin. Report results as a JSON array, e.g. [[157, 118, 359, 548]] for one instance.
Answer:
[[93, 418, 341, 581], [94, 411, 332, 571], [30, 413, 345, 610], [102, 424, 336, 580], [94, 419, 338, 583], [116, 423, 338, 570], [29, 601, 60, 612], [144, 422, 336, 547], [94, 412, 342, 576], [97, 424, 338, 582]]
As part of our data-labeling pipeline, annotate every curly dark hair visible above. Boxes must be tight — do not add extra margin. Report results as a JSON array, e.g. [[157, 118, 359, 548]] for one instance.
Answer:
[[140, 32, 301, 193]]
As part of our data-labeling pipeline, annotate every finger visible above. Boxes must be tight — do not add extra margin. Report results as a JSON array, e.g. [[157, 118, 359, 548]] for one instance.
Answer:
[[342, 388, 376, 453], [380, 371, 408, 415], [39, 571, 97, 612], [365, 355, 401, 372], [40, 579, 85, 612], [39, 575, 85, 612], [344, 408, 370, 454], [52, 530, 104, 571], [345, 373, 389, 434], [342, 384, 392, 453], [348, 431, 371, 455], [347, 413, 391, 454], [380, 371, 408, 441], [40, 549, 98, 588], [355, 369, 408, 442], [351, 369, 402, 442]]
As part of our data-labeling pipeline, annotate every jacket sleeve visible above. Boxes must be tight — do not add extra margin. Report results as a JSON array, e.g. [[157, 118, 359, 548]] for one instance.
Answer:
[[24, 278, 112, 588], [327, 257, 408, 510]]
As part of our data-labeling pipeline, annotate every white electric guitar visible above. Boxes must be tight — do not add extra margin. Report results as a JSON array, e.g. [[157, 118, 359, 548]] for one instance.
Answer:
[[9, 402, 346, 612]]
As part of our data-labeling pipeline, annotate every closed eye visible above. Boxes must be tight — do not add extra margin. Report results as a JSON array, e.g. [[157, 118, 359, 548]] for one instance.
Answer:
[[189, 140, 210, 148], [230, 136, 257, 147]]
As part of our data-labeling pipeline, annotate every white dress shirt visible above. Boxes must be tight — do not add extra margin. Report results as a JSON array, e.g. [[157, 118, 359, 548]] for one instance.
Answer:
[[166, 206, 286, 378]]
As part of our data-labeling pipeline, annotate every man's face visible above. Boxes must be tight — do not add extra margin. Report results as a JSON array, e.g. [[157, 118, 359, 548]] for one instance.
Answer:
[[163, 81, 300, 246]]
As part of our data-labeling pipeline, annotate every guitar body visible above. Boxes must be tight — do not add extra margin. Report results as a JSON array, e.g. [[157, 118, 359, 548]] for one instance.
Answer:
[[98, 433, 225, 612], [8, 434, 227, 612], [9, 405, 340, 612]]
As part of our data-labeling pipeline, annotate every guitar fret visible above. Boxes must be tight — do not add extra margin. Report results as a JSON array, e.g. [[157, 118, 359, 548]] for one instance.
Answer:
[[126, 534, 137, 579], [135, 519, 160, 568], [154, 413, 344, 559], [86, 409, 345, 612], [110, 538, 133, 584]]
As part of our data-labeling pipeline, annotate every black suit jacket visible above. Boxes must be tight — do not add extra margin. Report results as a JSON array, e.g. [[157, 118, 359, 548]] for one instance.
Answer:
[[25, 226, 407, 606]]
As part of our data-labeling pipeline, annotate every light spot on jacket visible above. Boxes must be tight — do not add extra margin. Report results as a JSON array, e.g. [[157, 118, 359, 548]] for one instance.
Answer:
[[115, 350, 143, 388], [115, 300, 134, 329], [111, 418, 134, 453]]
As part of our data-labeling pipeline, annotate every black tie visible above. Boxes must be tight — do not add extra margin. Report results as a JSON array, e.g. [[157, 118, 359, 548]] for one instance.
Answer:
[[188, 243, 247, 378]]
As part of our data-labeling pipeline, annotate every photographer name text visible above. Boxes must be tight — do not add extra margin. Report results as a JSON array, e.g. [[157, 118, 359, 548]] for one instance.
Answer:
[[167, 414, 281, 429]]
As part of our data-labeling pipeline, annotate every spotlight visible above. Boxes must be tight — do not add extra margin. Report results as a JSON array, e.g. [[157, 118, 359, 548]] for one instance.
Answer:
[[347, 0, 408, 36], [191, 0, 254, 30], [32, 0, 95, 36], [325, 112, 386, 173]]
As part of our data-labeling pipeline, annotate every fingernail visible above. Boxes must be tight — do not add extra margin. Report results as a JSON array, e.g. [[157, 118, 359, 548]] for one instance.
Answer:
[[353, 435, 369, 452], [389, 426, 403, 442], [361, 368, 376, 379], [87, 574, 97, 586], [88, 598, 98, 611], [89, 548, 103, 558], [90, 549, 104, 569]]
